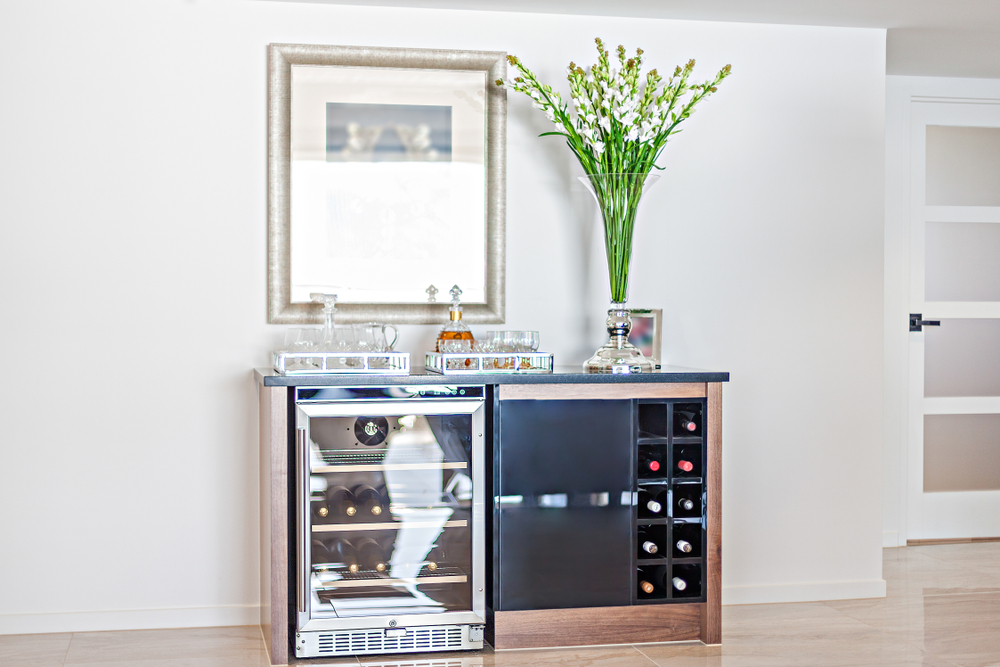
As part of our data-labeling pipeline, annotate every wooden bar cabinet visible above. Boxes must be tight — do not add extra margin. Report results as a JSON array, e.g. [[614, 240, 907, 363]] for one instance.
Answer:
[[256, 367, 727, 664]]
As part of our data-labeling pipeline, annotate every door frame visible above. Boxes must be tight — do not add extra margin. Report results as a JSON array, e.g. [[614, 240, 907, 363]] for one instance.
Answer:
[[884, 75, 1000, 547]]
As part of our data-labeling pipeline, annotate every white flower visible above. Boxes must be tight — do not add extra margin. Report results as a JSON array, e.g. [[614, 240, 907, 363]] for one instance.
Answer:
[[530, 90, 541, 100], [585, 113, 597, 125], [590, 140, 605, 154], [625, 127, 639, 142], [532, 101, 545, 111], [599, 116, 611, 132], [545, 108, 556, 123]]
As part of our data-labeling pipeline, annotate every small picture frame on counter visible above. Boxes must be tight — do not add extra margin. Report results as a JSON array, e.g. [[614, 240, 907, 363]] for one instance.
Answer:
[[628, 308, 662, 369]]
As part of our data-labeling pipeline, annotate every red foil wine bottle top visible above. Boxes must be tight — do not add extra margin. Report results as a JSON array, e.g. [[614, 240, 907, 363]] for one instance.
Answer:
[[677, 460, 694, 472], [684, 421, 697, 431], [648, 460, 660, 472]]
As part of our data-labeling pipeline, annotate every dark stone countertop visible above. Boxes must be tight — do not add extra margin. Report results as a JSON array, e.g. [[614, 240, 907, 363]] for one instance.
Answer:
[[256, 365, 729, 386]]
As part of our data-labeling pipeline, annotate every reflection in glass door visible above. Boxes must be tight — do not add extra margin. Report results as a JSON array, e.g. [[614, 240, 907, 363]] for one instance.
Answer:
[[908, 107, 1000, 540], [307, 412, 474, 619]]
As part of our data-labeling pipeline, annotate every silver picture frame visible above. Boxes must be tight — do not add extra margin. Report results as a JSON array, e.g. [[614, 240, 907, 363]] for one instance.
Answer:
[[628, 308, 662, 368], [267, 43, 507, 324]]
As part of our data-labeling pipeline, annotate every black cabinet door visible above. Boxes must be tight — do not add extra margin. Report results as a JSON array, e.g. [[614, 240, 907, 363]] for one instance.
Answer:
[[497, 399, 633, 611]]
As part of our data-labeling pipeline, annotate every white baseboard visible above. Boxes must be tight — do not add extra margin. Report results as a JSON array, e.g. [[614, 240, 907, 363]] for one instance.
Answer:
[[883, 530, 902, 547], [0, 604, 260, 636], [722, 578, 887, 606]]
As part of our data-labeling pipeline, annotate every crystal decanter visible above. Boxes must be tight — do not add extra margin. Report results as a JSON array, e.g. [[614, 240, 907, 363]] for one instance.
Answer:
[[310, 293, 339, 352], [435, 285, 475, 352]]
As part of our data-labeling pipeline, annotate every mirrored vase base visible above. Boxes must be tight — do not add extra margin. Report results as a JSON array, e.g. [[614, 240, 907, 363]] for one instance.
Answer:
[[584, 340, 655, 374]]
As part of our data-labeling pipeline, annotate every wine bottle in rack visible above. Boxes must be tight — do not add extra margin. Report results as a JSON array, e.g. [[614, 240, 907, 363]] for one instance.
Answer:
[[676, 410, 699, 434], [325, 486, 357, 517], [678, 497, 696, 511], [676, 539, 693, 554], [353, 484, 384, 516], [673, 576, 688, 591], [639, 579, 655, 594], [638, 488, 663, 515], [355, 537, 387, 572], [676, 459, 695, 473], [641, 540, 659, 555], [639, 450, 664, 475], [329, 538, 360, 573]]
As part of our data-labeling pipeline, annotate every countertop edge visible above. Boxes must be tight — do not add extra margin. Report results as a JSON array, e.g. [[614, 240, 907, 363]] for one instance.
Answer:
[[256, 366, 730, 386]]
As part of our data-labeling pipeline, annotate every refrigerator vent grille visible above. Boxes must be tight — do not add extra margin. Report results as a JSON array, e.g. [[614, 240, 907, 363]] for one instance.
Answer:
[[318, 626, 464, 654]]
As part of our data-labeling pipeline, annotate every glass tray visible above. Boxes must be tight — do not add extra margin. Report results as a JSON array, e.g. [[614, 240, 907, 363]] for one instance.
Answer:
[[273, 350, 410, 375], [425, 351, 554, 374]]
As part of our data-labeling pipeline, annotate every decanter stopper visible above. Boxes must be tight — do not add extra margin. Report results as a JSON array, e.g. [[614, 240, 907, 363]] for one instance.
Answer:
[[449, 285, 463, 321], [426, 284, 438, 303]]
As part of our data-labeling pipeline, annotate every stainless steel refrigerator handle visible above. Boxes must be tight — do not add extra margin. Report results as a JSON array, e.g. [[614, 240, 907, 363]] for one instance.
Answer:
[[296, 427, 308, 614]]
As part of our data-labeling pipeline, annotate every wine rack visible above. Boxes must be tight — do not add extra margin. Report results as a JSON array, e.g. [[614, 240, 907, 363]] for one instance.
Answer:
[[634, 400, 707, 604]]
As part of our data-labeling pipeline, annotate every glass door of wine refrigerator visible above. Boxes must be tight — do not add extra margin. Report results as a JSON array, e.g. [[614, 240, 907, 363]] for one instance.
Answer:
[[295, 389, 485, 634]]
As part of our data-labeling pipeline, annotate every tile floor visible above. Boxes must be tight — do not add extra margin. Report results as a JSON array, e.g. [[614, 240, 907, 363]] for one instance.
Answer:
[[3, 543, 999, 667]]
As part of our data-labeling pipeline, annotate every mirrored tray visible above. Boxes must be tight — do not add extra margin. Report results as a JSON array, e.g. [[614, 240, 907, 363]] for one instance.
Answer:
[[273, 351, 410, 375], [425, 351, 554, 375]]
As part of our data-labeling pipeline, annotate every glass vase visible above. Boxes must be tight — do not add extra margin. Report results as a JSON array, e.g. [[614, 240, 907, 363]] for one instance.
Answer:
[[580, 173, 660, 373]]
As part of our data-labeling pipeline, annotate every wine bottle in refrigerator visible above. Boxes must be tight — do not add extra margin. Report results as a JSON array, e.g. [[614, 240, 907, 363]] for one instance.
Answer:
[[311, 497, 330, 520], [353, 484, 384, 516], [425, 546, 446, 572], [325, 486, 357, 518], [311, 539, 331, 565], [355, 537, 387, 572], [328, 538, 359, 573]]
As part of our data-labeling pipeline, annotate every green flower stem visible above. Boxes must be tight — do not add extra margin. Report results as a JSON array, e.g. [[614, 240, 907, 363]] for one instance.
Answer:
[[591, 174, 648, 302]]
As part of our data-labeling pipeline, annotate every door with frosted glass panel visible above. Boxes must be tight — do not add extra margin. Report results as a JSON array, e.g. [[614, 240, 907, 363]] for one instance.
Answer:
[[908, 102, 1000, 540]]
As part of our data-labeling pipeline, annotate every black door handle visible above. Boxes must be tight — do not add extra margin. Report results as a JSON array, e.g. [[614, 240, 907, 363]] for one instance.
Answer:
[[910, 313, 941, 332]]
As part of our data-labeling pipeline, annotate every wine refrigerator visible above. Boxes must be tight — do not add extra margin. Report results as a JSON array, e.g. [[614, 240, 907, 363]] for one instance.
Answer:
[[293, 385, 486, 658]]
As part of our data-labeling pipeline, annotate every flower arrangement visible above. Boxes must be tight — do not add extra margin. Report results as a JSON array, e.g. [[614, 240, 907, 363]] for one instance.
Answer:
[[497, 39, 731, 303]]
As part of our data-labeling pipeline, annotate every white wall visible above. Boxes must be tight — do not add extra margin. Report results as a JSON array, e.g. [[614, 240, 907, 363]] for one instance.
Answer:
[[0, 0, 886, 633]]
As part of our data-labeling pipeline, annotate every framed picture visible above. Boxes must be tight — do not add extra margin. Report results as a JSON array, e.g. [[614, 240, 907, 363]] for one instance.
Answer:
[[628, 309, 662, 369], [267, 44, 508, 324]]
